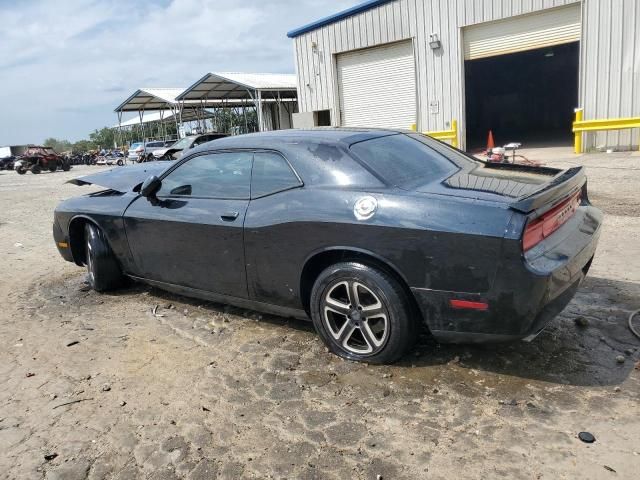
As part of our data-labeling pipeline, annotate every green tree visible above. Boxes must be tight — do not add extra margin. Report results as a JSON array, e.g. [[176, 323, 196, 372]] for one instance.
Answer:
[[43, 137, 73, 153], [71, 140, 97, 153], [88, 127, 117, 150]]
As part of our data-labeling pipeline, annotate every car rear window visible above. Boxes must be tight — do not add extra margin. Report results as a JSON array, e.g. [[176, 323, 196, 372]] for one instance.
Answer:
[[251, 152, 301, 198], [350, 134, 458, 187]]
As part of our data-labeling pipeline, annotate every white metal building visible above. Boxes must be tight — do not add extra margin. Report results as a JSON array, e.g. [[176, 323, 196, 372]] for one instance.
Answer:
[[289, 0, 640, 150]]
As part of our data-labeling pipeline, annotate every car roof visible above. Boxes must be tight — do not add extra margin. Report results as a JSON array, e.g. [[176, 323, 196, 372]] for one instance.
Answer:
[[191, 127, 406, 152]]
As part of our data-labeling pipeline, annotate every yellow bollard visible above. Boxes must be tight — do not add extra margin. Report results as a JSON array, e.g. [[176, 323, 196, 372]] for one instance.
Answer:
[[574, 109, 583, 154], [451, 119, 458, 148], [410, 123, 417, 132]]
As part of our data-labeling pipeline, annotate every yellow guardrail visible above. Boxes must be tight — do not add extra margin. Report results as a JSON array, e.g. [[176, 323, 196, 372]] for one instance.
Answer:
[[411, 120, 458, 148], [573, 109, 640, 153]]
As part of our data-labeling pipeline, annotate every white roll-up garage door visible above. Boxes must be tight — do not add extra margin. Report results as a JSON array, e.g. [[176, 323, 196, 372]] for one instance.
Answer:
[[464, 4, 581, 60], [337, 40, 416, 129]]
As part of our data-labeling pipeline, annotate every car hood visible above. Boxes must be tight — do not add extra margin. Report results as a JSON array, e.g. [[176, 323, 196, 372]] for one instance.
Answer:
[[67, 162, 169, 192], [153, 148, 169, 157]]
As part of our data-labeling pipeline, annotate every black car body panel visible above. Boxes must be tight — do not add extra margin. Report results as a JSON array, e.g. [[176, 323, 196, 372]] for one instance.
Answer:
[[53, 129, 602, 343], [67, 162, 169, 191], [123, 194, 249, 297]]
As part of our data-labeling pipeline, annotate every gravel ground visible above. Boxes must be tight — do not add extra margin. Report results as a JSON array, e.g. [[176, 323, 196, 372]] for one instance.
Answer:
[[1, 150, 639, 480]]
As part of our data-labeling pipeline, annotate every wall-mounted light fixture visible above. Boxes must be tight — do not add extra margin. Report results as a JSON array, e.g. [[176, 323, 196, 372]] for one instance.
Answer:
[[429, 33, 442, 50]]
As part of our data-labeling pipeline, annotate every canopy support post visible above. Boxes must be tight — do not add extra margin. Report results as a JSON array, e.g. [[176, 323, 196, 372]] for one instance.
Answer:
[[243, 101, 248, 134], [257, 90, 264, 132]]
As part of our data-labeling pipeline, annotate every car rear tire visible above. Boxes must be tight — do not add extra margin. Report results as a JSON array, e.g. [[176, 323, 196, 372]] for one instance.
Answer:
[[84, 223, 124, 292], [30, 164, 42, 174], [310, 262, 417, 364], [62, 160, 71, 171], [15, 167, 26, 175], [48, 162, 57, 172]]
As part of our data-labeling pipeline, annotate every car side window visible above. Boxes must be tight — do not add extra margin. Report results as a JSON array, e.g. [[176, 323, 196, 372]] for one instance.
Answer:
[[193, 135, 214, 147], [158, 151, 253, 199], [251, 152, 301, 198]]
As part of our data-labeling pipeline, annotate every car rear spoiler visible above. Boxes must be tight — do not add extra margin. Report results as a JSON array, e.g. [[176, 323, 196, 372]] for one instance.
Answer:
[[510, 166, 586, 213]]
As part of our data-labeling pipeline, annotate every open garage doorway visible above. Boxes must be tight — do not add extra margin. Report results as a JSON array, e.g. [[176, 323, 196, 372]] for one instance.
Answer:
[[464, 42, 579, 150]]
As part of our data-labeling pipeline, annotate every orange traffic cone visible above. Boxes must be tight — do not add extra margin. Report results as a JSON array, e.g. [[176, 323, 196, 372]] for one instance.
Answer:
[[486, 130, 495, 152]]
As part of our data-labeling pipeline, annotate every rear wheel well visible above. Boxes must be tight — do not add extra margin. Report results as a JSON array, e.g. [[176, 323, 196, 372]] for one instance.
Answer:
[[300, 250, 422, 322]]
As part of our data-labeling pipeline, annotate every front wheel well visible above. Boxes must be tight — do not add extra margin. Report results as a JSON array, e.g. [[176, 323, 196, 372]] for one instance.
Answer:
[[68, 217, 95, 266], [299, 249, 422, 322]]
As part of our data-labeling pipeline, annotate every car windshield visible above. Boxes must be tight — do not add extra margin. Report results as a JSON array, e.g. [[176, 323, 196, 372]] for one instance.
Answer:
[[130, 143, 142, 150], [170, 137, 194, 150], [350, 133, 473, 188]]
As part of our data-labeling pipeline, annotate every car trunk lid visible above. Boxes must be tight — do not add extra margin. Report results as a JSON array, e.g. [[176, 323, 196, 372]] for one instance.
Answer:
[[507, 165, 585, 213], [408, 161, 587, 246], [408, 161, 572, 205]]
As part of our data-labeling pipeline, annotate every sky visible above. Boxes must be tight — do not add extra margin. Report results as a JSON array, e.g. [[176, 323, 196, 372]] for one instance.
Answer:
[[0, 0, 353, 144]]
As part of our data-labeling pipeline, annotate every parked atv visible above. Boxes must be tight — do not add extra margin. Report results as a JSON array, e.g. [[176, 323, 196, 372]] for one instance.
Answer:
[[66, 153, 85, 166], [83, 151, 98, 165], [15, 146, 71, 174], [0, 155, 16, 170]]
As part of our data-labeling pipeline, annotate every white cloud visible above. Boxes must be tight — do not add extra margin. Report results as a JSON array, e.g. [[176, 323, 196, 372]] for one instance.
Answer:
[[0, 0, 353, 143]]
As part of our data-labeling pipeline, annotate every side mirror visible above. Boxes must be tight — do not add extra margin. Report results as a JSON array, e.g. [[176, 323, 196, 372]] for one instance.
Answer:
[[140, 175, 161, 198]]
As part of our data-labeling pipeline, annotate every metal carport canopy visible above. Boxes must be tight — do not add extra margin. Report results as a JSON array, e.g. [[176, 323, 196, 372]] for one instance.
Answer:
[[114, 88, 197, 112], [176, 72, 297, 104], [110, 110, 215, 129]]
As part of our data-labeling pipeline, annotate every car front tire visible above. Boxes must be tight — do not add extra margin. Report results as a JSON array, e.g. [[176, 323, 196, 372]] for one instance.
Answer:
[[310, 262, 417, 364], [84, 223, 124, 292]]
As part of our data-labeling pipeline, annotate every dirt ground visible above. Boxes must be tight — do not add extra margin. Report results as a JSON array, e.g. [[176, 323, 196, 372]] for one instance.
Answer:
[[1, 149, 639, 480]]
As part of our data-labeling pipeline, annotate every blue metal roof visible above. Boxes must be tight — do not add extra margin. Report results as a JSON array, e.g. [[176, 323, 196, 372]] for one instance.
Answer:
[[287, 0, 395, 38]]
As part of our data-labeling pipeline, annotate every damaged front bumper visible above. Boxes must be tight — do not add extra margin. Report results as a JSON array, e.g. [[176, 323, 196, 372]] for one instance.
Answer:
[[53, 219, 73, 262]]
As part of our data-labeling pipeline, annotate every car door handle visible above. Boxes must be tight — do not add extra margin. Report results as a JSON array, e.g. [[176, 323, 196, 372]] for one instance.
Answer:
[[220, 211, 239, 221]]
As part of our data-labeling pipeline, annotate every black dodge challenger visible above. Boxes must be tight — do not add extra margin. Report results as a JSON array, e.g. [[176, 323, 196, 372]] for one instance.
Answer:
[[54, 129, 602, 363]]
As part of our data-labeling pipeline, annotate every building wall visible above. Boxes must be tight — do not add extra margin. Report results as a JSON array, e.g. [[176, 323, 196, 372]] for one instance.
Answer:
[[581, 0, 640, 148], [260, 102, 297, 131], [293, 0, 640, 150]]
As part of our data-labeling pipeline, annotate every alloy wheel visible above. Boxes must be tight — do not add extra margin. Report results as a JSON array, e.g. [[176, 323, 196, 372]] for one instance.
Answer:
[[321, 280, 389, 355], [86, 237, 95, 284]]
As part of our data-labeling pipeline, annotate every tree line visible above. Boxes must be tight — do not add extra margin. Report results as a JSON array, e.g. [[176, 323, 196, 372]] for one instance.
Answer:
[[43, 108, 260, 154], [44, 123, 177, 154]]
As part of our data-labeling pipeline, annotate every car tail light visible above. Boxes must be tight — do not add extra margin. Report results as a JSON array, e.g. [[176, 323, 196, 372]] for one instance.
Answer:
[[523, 191, 581, 251]]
